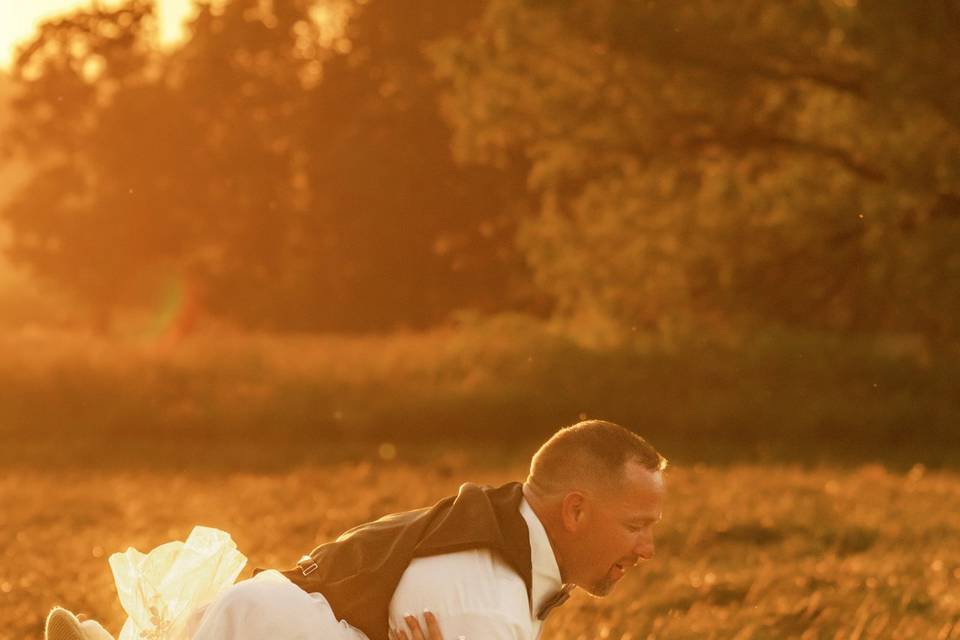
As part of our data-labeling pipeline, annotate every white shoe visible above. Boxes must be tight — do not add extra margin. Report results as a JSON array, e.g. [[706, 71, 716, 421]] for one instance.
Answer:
[[44, 607, 85, 640], [45, 608, 115, 640]]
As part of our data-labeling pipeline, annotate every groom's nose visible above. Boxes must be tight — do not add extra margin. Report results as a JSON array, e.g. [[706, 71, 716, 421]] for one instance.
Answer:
[[633, 531, 655, 561]]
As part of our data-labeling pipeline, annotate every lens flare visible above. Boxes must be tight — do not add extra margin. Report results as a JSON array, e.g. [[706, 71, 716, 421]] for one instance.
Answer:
[[144, 274, 201, 348]]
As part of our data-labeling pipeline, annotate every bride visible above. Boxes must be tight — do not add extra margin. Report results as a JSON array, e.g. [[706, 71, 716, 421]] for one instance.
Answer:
[[43, 526, 445, 640]]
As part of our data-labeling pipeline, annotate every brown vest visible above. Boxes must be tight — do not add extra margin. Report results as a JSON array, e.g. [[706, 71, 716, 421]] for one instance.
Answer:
[[263, 482, 533, 640]]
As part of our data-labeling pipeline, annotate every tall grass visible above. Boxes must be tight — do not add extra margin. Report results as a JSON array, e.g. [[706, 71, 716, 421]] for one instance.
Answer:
[[5, 461, 960, 639], [1, 317, 956, 468]]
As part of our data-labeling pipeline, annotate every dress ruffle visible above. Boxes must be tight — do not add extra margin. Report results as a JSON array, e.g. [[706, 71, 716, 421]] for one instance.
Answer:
[[108, 527, 247, 640]]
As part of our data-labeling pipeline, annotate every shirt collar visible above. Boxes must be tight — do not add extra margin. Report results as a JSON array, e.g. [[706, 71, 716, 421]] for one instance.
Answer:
[[519, 496, 564, 617]]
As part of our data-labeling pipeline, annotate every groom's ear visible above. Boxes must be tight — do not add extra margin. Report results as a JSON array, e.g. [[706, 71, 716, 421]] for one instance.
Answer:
[[560, 491, 587, 533]]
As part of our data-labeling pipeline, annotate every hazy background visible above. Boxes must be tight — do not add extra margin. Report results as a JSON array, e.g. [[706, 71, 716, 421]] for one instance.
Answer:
[[1, 0, 958, 468]]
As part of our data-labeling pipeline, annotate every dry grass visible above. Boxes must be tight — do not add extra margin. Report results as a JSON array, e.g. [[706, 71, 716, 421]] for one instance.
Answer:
[[5, 457, 960, 640], [3, 325, 958, 637], [2, 322, 957, 468]]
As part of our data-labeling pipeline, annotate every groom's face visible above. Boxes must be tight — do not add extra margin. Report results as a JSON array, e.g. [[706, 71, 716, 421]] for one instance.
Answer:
[[572, 462, 665, 596]]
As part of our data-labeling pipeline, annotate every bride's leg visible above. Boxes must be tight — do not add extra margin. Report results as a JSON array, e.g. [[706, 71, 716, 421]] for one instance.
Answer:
[[189, 570, 366, 640]]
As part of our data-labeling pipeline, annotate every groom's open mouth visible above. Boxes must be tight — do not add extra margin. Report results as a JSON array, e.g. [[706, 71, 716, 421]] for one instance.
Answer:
[[610, 559, 637, 580]]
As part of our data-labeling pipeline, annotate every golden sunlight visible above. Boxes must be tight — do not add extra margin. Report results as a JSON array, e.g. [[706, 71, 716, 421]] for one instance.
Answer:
[[0, 0, 193, 70]]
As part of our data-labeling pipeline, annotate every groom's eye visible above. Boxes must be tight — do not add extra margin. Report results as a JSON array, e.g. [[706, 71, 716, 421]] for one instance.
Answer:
[[625, 519, 656, 532]]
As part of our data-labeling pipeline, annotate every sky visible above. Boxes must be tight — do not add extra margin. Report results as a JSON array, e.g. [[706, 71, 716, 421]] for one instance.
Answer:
[[0, 0, 194, 70]]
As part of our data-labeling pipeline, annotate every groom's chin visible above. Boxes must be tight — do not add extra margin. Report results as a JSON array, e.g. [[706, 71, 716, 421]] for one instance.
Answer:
[[584, 578, 617, 598]]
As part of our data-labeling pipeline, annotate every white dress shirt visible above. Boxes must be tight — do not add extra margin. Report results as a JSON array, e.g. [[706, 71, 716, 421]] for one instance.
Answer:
[[187, 498, 563, 640], [388, 497, 564, 640]]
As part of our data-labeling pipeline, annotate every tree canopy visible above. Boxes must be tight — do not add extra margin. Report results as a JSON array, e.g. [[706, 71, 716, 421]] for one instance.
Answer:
[[434, 0, 960, 339], [2, 0, 957, 339]]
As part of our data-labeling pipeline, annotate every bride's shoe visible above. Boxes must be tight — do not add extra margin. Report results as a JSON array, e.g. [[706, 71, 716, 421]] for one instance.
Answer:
[[45, 607, 114, 640], [44, 607, 85, 640]]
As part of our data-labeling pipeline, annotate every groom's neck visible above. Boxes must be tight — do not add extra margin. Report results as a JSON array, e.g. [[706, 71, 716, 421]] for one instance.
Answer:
[[522, 483, 568, 582]]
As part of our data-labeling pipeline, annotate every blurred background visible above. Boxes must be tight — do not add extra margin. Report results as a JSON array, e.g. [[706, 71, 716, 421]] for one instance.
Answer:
[[1, 0, 958, 469]]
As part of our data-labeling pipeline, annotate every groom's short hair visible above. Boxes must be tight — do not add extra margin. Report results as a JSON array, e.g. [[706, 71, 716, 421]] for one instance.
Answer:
[[526, 420, 667, 497]]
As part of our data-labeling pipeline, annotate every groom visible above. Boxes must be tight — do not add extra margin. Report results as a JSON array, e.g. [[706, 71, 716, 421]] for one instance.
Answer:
[[201, 419, 668, 640], [48, 419, 667, 640]]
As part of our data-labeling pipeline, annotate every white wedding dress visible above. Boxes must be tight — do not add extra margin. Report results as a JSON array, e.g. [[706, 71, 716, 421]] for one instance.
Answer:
[[76, 526, 367, 640]]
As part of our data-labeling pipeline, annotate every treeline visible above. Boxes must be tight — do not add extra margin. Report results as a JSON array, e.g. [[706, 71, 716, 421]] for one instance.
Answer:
[[2, 0, 958, 339]]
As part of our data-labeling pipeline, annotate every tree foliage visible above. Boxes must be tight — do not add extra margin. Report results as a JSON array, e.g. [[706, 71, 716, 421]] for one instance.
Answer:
[[1, 0, 531, 331], [3, 3, 167, 329], [6, 0, 958, 338], [434, 0, 960, 339]]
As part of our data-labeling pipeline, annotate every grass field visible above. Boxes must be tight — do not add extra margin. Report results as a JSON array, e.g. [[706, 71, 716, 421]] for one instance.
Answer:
[[5, 454, 960, 640], [2, 322, 958, 469], [3, 324, 958, 638]]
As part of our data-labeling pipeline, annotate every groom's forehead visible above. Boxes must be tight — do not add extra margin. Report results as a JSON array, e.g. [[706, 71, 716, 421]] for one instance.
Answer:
[[612, 467, 666, 505]]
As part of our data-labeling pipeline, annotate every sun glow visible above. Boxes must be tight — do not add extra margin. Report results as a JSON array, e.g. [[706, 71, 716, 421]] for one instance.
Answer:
[[0, 0, 194, 70]]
